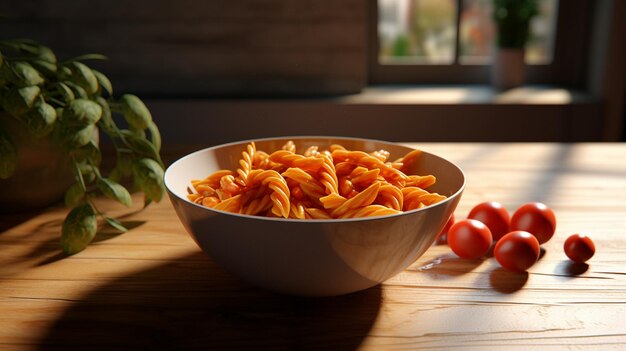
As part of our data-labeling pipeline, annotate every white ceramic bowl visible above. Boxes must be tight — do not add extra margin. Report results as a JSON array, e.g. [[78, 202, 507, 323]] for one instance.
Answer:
[[165, 137, 465, 296]]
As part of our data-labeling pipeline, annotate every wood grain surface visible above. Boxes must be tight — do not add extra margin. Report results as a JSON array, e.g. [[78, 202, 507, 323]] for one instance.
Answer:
[[1, 143, 625, 350]]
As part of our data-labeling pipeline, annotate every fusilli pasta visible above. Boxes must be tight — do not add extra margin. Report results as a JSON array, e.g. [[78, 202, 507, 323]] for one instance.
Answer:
[[187, 141, 446, 219]]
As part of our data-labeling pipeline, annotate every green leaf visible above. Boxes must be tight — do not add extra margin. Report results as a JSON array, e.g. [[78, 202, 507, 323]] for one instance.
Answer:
[[13, 38, 41, 46], [56, 82, 75, 104], [69, 162, 97, 187], [73, 140, 101, 165], [109, 152, 133, 180], [72, 161, 87, 192], [68, 61, 98, 95], [31, 59, 57, 76], [65, 53, 108, 62], [2, 85, 40, 116], [95, 97, 116, 135], [36, 46, 57, 63], [60, 66, 72, 76], [64, 81, 88, 99], [57, 123, 96, 149], [82, 169, 97, 184], [146, 120, 161, 153], [54, 107, 64, 120], [133, 158, 164, 203], [3, 62, 44, 86], [97, 177, 132, 207], [64, 182, 85, 207], [120, 94, 152, 130], [108, 167, 121, 183], [77, 160, 95, 175], [0, 130, 17, 179], [10, 41, 55, 64], [128, 127, 145, 138], [103, 216, 128, 232], [120, 130, 162, 166], [29, 45, 57, 76], [23, 98, 57, 137], [61, 203, 97, 255], [92, 69, 112, 96], [61, 99, 102, 127]]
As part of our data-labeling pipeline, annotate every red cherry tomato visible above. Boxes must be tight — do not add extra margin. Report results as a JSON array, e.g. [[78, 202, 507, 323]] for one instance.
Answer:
[[510, 202, 556, 244], [494, 231, 540, 272], [447, 219, 493, 259], [435, 214, 455, 245], [468, 201, 511, 242], [564, 234, 595, 263]]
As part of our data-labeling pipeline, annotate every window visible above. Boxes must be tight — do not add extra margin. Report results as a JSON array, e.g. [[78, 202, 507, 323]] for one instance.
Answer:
[[378, 0, 457, 64], [369, 0, 592, 86]]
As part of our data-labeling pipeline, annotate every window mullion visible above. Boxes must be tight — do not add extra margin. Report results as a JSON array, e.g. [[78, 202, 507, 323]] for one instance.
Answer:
[[453, 0, 463, 66]]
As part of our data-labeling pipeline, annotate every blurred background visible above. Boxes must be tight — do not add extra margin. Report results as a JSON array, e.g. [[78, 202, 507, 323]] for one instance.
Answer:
[[1, 0, 623, 144], [378, 0, 556, 64]]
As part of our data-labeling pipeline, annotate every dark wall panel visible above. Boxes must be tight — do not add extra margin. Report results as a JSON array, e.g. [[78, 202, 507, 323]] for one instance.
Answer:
[[0, 0, 367, 96]]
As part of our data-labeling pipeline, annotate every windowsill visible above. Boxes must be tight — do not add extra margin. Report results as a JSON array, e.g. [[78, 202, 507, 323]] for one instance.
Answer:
[[147, 84, 604, 144], [146, 84, 599, 106], [335, 85, 598, 105]]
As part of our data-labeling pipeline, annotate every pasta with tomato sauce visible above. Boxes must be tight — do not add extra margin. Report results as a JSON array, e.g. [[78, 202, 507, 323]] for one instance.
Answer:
[[187, 141, 446, 219]]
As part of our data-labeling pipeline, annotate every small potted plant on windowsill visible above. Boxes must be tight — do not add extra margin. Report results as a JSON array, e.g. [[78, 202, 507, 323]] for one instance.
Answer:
[[0, 39, 164, 254], [491, 0, 538, 90]]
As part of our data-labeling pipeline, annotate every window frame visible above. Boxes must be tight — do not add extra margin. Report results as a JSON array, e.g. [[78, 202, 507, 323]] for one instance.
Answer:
[[368, 0, 594, 87]]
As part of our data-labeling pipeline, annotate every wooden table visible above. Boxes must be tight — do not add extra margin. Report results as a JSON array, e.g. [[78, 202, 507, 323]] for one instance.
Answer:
[[1, 143, 625, 350]]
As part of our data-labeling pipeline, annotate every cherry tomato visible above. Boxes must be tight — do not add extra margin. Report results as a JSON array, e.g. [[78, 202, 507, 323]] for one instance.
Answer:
[[447, 219, 493, 259], [468, 201, 511, 242], [494, 231, 540, 272], [564, 234, 595, 263], [435, 214, 455, 245], [510, 202, 556, 244]]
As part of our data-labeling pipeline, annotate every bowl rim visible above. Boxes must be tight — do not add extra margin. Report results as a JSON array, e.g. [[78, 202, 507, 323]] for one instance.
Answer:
[[164, 135, 466, 223]]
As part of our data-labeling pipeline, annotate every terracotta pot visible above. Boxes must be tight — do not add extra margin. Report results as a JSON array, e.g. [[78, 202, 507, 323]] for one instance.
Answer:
[[0, 114, 74, 213], [491, 48, 525, 90]]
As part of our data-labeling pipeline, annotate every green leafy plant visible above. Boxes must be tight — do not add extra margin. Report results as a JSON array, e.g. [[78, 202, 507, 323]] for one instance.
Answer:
[[0, 39, 164, 254], [493, 0, 538, 48]]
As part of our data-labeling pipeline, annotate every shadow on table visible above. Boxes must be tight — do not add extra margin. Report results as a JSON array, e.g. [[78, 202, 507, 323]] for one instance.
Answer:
[[39, 252, 382, 350], [412, 253, 485, 279], [1, 210, 147, 269], [0, 211, 67, 270], [0, 209, 44, 234], [555, 260, 589, 277], [489, 268, 528, 293]]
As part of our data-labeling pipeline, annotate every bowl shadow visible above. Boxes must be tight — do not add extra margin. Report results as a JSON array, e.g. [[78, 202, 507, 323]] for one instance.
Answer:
[[38, 252, 382, 350]]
